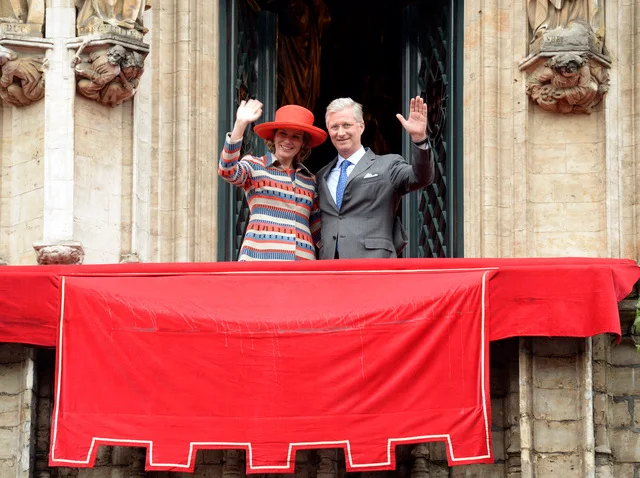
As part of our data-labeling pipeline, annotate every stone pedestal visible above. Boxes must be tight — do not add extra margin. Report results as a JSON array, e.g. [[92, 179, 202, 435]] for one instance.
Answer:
[[32, 241, 84, 265]]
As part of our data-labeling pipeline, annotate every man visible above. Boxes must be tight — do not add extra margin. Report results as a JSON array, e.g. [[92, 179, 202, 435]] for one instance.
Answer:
[[316, 96, 434, 259]]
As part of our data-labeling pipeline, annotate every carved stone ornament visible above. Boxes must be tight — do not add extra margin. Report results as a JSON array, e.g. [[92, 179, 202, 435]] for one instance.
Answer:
[[33, 241, 85, 265], [0, 44, 45, 107], [69, 37, 148, 107], [0, 0, 45, 38], [119, 252, 140, 263], [526, 52, 609, 114], [76, 0, 152, 40], [521, 8, 611, 114]]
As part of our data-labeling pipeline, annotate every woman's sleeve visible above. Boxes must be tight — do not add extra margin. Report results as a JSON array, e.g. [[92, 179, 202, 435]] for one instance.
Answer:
[[218, 133, 252, 186]]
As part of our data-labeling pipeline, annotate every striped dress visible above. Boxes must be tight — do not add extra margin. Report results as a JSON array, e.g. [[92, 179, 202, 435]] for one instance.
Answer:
[[218, 134, 321, 261]]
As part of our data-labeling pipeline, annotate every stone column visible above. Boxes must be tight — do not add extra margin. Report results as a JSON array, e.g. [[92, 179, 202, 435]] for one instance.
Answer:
[[603, 0, 640, 258], [146, 0, 219, 262], [222, 449, 244, 477], [521, 338, 593, 477], [0, 345, 36, 478], [34, 0, 82, 265], [316, 449, 338, 478], [592, 333, 613, 478], [607, 297, 640, 476]]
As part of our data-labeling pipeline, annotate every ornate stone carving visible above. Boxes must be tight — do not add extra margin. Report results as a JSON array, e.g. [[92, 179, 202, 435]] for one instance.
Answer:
[[527, 0, 605, 56], [71, 38, 146, 106], [0, 0, 44, 37], [521, 7, 610, 114], [33, 242, 84, 265], [526, 52, 609, 114], [0, 44, 44, 106], [76, 0, 151, 40]]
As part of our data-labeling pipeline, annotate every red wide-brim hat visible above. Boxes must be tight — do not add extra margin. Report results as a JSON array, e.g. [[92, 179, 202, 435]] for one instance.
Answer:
[[254, 104, 328, 148]]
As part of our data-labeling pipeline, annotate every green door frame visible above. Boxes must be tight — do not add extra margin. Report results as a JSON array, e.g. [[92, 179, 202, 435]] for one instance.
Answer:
[[401, 0, 464, 258], [217, 0, 277, 261]]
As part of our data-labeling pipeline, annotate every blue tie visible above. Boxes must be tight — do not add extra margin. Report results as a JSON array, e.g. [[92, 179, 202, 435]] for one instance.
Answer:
[[335, 160, 351, 210]]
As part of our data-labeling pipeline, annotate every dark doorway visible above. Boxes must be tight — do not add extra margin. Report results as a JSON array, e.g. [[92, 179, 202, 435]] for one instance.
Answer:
[[305, 0, 405, 173], [217, 0, 463, 261]]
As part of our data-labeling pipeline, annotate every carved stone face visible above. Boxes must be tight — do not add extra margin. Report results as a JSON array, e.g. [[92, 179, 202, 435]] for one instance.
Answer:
[[558, 61, 580, 77], [107, 47, 126, 65]]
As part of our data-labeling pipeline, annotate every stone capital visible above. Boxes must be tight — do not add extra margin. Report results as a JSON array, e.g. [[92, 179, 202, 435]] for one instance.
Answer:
[[33, 241, 85, 265]]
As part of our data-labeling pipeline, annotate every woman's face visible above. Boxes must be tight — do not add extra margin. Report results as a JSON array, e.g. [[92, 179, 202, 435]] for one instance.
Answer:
[[274, 129, 305, 164]]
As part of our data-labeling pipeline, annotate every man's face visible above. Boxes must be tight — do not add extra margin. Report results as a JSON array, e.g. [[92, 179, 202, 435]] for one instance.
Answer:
[[326, 108, 364, 159]]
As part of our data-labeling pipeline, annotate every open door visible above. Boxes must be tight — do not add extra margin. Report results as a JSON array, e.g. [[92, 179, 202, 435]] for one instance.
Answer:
[[218, 0, 463, 261]]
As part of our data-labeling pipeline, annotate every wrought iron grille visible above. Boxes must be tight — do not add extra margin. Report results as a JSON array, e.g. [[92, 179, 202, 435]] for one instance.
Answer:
[[219, 0, 276, 261], [230, 0, 259, 258], [403, 0, 462, 259]]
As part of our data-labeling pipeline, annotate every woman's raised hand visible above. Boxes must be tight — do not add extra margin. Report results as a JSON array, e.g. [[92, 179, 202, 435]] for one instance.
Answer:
[[230, 99, 263, 142], [236, 99, 263, 125]]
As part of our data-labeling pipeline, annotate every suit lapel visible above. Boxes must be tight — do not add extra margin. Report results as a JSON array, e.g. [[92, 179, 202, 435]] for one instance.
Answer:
[[345, 148, 376, 189], [320, 157, 339, 212]]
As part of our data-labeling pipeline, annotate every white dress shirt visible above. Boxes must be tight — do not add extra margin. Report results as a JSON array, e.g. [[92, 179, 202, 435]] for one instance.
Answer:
[[326, 146, 367, 204]]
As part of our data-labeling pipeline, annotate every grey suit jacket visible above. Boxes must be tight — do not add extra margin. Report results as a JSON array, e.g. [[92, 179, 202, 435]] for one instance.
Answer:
[[317, 144, 435, 260]]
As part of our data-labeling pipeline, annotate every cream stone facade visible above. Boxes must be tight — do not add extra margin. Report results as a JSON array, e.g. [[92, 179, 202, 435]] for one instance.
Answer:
[[0, 0, 638, 476]]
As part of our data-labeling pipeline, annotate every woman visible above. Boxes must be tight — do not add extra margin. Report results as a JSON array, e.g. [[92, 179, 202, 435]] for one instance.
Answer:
[[219, 99, 327, 261]]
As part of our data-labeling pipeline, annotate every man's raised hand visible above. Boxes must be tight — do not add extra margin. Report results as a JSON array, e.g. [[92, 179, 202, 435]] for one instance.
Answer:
[[395, 95, 428, 143]]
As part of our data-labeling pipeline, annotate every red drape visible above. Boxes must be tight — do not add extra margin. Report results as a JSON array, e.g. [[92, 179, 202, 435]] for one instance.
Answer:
[[51, 268, 494, 472], [0, 257, 636, 473], [0, 258, 637, 347]]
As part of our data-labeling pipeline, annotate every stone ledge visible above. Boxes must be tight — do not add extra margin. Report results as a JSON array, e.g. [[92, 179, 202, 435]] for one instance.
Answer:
[[66, 35, 149, 56], [32, 241, 84, 266]]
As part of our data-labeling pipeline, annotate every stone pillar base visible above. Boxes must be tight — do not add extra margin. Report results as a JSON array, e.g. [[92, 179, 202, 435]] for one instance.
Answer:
[[33, 241, 84, 265]]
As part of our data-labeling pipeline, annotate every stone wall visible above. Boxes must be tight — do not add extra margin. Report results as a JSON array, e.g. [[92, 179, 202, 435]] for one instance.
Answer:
[[74, 97, 128, 264], [0, 344, 36, 478], [463, 0, 639, 259], [0, 104, 45, 265]]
